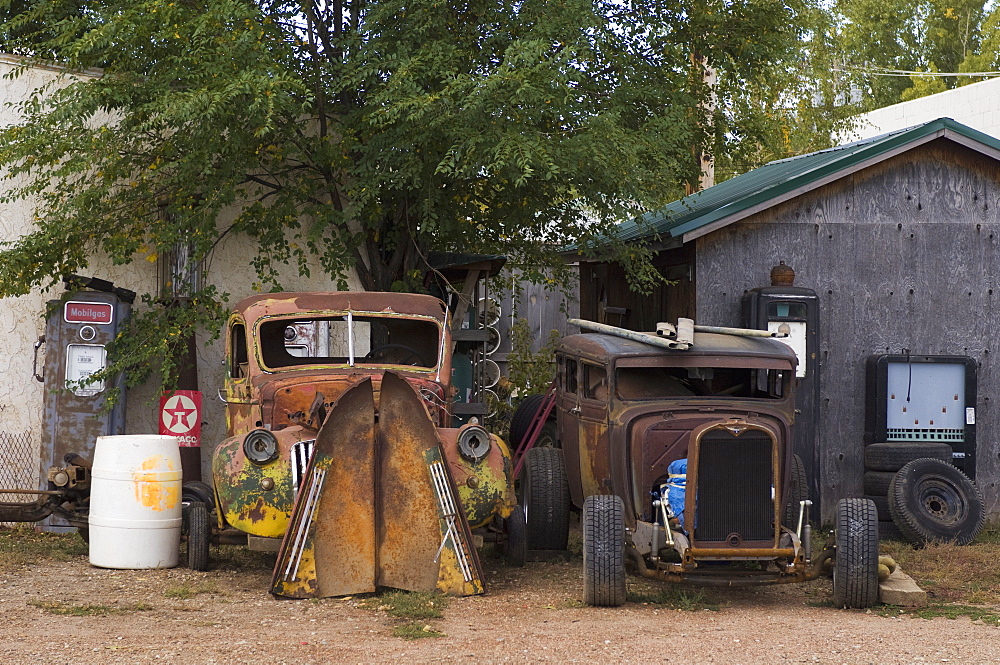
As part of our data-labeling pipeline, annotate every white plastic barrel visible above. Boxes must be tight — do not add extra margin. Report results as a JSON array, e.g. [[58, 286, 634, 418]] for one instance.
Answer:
[[88, 434, 183, 569]]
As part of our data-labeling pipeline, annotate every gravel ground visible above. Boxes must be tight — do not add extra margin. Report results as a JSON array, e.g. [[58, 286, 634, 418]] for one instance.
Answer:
[[1, 533, 999, 665]]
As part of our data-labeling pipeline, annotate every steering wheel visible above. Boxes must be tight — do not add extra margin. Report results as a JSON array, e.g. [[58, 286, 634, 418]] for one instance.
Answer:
[[367, 343, 428, 366]]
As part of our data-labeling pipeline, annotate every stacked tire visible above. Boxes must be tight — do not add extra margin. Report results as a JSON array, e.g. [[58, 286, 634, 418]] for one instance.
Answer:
[[862, 441, 984, 546], [862, 441, 952, 541]]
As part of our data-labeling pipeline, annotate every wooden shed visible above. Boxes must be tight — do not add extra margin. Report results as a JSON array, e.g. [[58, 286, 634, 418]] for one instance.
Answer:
[[578, 117, 1000, 521]]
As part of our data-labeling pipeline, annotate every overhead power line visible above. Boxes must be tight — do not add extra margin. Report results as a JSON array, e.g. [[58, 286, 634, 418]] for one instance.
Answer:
[[833, 66, 1000, 78]]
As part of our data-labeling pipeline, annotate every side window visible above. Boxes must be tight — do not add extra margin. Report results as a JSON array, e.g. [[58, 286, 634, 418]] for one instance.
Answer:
[[565, 358, 578, 394], [583, 364, 608, 401], [230, 322, 248, 379]]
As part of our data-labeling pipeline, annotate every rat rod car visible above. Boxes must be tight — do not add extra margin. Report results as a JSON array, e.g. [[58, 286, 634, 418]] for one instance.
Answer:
[[206, 291, 518, 572], [516, 329, 879, 608]]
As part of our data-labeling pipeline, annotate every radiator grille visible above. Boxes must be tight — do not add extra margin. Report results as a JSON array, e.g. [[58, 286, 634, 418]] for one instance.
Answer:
[[695, 429, 774, 542], [291, 439, 315, 495]]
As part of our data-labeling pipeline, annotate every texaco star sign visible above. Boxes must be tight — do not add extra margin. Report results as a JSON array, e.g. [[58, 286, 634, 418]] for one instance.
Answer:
[[161, 394, 199, 435]]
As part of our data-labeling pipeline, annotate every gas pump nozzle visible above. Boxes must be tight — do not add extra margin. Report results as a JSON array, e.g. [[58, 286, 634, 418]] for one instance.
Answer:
[[63, 274, 136, 304]]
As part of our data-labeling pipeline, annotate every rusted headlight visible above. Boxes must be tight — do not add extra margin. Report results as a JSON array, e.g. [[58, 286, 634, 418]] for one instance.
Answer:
[[457, 425, 491, 462], [244, 429, 279, 465]]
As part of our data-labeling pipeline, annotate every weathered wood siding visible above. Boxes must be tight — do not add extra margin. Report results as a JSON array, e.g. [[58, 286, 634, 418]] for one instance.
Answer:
[[696, 140, 1000, 521], [491, 269, 579, 365]]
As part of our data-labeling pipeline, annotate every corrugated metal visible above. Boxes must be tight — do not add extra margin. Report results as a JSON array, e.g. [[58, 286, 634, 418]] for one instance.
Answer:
[[616, 118, 1000, 243]]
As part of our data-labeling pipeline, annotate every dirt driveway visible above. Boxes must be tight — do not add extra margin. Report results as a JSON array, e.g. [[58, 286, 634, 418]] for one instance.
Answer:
[[1, 530, 998, 665]]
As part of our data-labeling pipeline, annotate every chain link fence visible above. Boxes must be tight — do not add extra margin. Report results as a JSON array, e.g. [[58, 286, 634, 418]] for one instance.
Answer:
[[0, 429, 36, 504]]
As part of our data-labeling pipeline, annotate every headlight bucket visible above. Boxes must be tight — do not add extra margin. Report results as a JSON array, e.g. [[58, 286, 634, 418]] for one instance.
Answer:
[[457, 424, 492, 462], [244, 429, 279, 465]]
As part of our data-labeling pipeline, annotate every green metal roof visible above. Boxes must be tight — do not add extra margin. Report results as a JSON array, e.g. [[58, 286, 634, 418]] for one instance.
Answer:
[[617, 117, 1000, 244]]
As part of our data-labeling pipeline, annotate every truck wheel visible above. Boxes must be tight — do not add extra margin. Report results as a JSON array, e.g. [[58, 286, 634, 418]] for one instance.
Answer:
[[183, 481, 216, 512], [510, 395, 557, 448], [583, 495, 626, 607], [522, 447, 570, 550], [864, 442, 953, 472], [503, 505, 527, 567], [832, 498, 878, 609], [887, 458, 984, 546], [510, 395, 546, 447], [185, 501, 211, 571], [783, 454, 808, 528]]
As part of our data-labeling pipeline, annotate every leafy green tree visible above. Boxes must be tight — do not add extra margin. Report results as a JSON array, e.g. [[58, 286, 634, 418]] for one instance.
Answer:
[[958, 4, 1000, 83], [826, 0, 988, 107], [0, 0, 804, 391]]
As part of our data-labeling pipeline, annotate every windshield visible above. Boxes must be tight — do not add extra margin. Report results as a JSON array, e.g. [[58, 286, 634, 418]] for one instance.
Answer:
[[615, 365, 788, 400], [257, 314, 441, 370]]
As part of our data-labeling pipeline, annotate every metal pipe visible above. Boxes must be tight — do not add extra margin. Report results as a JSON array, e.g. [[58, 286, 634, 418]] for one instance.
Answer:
[[568, 319, 691, 350], [797, 499, 812, 539], [692, 324, 788, 338]]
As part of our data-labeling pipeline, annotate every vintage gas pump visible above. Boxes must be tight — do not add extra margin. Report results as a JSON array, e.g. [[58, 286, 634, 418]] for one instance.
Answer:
[[743, 262, 821, 518], [35, 276, 134, 531]]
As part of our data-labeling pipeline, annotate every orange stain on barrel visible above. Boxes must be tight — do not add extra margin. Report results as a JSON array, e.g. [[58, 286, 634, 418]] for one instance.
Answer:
[[133, 456, 179, 511]]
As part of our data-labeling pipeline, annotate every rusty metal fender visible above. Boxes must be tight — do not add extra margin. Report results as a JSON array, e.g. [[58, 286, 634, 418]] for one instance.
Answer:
[[437, 426, 516, 528], [211, 425, 316, 538]]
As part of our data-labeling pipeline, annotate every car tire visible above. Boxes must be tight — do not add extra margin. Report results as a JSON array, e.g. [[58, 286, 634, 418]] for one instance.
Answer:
[[183, 480, 216, 512], [185, 501, 211, 572], [878, 520, 905, 543], [864, 442, 953, 472], [583, 495, 626, 607], [863, 494, 891, 521], [862, 471, 896, 497], [510, 395, 546, 447], [887, 458, 984, 546], [503, 505, 528, 567], [783, 454, 808, 528], [522, 447, 570, 551], [832, 498, 879, 609], [510, 395, 556, 449]]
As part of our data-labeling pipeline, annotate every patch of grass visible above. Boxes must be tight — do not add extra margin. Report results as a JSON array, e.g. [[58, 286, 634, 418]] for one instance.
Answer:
[[391, 622, 446, 640], [0, 527, 87, 570], [627, 585, 719, 611], [877, 603, 1000, 626], [360, 590, 447, 619], [164, 582, 220, 600], [879, 522, 1000, 605], [30, 601, 153, 616]]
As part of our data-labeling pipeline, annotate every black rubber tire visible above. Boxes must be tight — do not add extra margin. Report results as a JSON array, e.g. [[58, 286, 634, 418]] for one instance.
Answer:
[[864, 442, 953, 472], [863, 495, 891, 521], [582, 495, 626, 607], [510, 395, 557, 449], [783, 454, 808, 528], [503, 505, 528, 567], [185, 501, 211, 571], [887, 458, 985, 546], [522, 447, 570, 551], [510, 395, 548, 448], [878, 520, 905, 543], [183, 481, 215, 512], [832, 498, 879, 609], [863, 471, 896, 497]]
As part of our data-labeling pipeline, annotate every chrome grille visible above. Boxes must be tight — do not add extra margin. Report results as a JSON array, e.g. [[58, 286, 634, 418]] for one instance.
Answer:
[[291, 439, 316, 495], [695, 428, 774, 542]]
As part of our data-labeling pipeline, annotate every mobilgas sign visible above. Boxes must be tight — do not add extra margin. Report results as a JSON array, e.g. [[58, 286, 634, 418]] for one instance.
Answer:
[[64, 301, 114, 325]]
